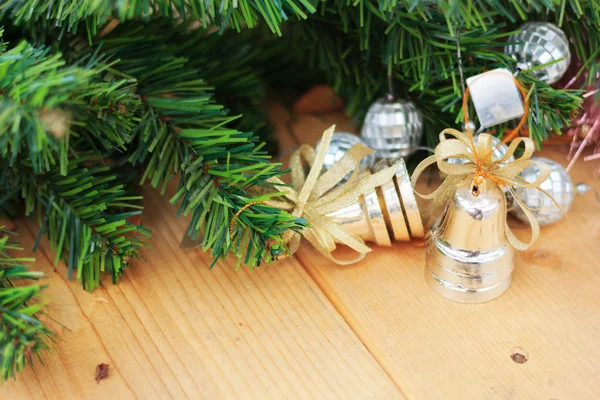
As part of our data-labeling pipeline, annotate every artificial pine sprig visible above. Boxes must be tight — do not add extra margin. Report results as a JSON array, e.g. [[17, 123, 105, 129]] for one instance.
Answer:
[[178, 28, 276, 152], [0, 37, 142, 175], [18, 156, 150, 291], [518, 71, 584, 147], [0, 230, 52, 381], [94, 21, 306, 266], [0, 40, 92, 174]]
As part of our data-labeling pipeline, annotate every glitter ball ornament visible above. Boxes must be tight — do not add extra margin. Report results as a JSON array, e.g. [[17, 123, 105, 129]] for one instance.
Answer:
[[511, 157, 574, 225], [505, 22, 571, 84], [447, 134, 515, 165], [361, 97, 423, 159], [315, 132, 375, 181]]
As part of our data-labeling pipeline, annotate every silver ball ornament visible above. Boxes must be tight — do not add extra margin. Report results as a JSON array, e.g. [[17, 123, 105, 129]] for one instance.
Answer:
[[446, 134, 515, 166], [315, 132, 375, 181], [361, 97, 423, 159], [505, 22, 571, 84], [511, 157, 574, 226]]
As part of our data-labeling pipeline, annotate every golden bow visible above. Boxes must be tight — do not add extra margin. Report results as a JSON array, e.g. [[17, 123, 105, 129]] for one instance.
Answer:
[[411, 128, 560, 250], [266, 126, 398, 264]]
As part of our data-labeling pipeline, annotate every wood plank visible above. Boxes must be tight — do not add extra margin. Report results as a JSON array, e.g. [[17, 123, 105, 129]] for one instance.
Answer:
[[3, 181, 402, 398], [285, 110, 600, 399]]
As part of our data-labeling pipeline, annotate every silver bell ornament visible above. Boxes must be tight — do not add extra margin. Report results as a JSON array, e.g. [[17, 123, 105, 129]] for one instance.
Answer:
[[505, 22, 571, 84], [315, 132, 375, 181], [511, 157, 576, 226], [425, 178, 514, 303], [443, 133, 515, 205], [361, 97, 423, 159], [326, 157, 424, 245]]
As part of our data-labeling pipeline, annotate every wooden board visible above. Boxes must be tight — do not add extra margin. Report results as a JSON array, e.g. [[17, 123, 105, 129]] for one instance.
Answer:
[[3, 179, 402, 399], [281, 109, 600, 399]]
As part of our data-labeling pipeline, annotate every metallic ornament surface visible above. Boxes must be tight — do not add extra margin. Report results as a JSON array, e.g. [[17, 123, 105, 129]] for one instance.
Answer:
[[361, 97, 423, 159], [390, 157, 424, 238], [446, 134, 515, 165], [466, 68, 524, 128], [315, 132, 375, 182], [425, 179, 514, 303], [373, 160, 411, 241], [505, 22, 571, 84], [511, 157, 574, 226], [326, 188, 391, 247], [325, 158, 424, 245]]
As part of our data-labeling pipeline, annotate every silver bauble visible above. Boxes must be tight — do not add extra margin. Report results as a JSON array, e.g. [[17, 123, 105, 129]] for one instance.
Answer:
[[446, 134, 515, 165], [315, 132, 375, 181], [505, 22, 571, 84], [361, 97, 423, 159], [512, 157, 574, 226]]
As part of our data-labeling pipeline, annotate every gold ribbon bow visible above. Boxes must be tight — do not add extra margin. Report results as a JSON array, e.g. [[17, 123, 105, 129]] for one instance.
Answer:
[[411, 128, 559, 250], [266, 126, 398, 264]]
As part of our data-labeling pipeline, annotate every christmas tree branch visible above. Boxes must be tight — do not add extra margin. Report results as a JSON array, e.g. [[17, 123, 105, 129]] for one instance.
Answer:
[[94, 21, 306, 266], [5, 0, 599, 36], [2, 156, 150, 291], [0, 230, 52, 381], [0, 37, 142, 175]]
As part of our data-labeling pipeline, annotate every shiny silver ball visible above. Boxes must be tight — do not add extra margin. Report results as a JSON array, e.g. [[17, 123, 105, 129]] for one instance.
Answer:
[[361, 97, 423, 159], [462, 121, 477, 133], [315, 132, 374, 181], [505, 22, 571, 84], [511, 157, 574, 226], [446, 134, 515, 165]]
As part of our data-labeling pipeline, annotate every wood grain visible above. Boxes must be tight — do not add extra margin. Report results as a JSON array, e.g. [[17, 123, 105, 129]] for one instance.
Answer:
[[3, 179, 402, 399], [283, 110, 600, 399]]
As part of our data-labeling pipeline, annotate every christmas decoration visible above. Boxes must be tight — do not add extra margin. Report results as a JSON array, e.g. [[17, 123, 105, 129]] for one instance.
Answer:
[[466, 68, 525, 128], [414, 131, 554, 302], [558, 54, 600, 171], [315, 132, 375, 181], [505, 22, 571, 84], [447, 134, 514, 166], [412, 80, 556, 302], [372, 160, 410, 241], [266, 126, 420, 263], [425, 178, 514, 303], [512, 157, 579, 226], [372, 158, 424, 240], [361, 97, 423, 159]]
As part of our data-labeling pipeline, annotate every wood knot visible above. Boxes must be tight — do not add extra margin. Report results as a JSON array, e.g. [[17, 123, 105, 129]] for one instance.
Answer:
[[510, 346, 528, 364]]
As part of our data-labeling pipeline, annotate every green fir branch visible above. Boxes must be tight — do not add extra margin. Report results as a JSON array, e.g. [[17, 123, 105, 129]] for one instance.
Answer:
[[0, 230, 52, 381], [95, 21, 306, 267], [519, 71, 585, 147], [3, 156, 151, 291], [0, 38, 142, 175]]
